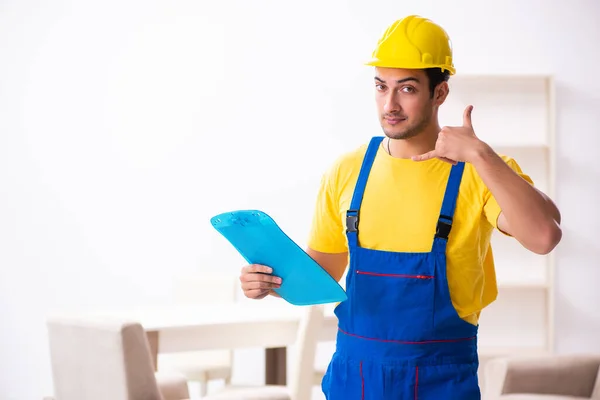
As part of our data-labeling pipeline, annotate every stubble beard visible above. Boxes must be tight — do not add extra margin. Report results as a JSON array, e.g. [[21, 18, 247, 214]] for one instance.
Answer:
[[382, 112, 432, 141]]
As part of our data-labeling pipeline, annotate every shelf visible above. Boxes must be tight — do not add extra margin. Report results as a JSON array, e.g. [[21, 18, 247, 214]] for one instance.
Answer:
[[497, 281, 549, 290], [478, 346, 549, 359], [479, 288, 548, 347], [494, 264, 548, 286], [438, 72, 559, 373], [439, 74, 552, 148], [490, 143, 549, 153], [451, 73, 552, 83]]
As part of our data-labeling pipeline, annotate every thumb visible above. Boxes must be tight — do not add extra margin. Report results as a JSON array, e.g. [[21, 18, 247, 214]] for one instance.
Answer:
[[463, 105, 474, 128], [412, 150, 437, 162]]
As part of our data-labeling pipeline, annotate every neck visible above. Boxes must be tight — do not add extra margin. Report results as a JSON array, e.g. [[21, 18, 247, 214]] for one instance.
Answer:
[[386, 124, 441, 159]]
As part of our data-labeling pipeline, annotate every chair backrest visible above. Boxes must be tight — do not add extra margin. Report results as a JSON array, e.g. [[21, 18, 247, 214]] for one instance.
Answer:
[[47, 316, 162, 400], [165, 272, 238, 367], [592, 362, 600, 399], [485, 354, 600, 399], [288, 305, 325, 400]]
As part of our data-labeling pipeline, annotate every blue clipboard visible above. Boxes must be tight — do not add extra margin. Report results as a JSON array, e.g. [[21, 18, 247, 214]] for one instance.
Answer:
[[210, 210, 347, 306]]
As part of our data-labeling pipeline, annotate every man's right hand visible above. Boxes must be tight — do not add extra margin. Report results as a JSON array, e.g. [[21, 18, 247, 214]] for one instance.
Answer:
[[239, 264, 282, 299]]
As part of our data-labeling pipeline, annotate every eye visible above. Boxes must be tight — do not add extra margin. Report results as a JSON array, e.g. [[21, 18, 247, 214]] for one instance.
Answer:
[[375, 84, 387, 91], [401, 86, 415, 93]]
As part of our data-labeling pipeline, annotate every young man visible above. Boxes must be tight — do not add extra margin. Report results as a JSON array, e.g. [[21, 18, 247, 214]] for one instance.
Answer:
[[239, 15, 561, 399]]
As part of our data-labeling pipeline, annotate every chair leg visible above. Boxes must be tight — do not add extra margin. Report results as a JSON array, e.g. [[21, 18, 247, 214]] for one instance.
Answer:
[[199, 381, 208, 398]]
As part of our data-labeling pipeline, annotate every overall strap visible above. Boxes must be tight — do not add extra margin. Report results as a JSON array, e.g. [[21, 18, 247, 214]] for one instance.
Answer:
[[432, 161, 465, 253], [346, 136, 384, 248]]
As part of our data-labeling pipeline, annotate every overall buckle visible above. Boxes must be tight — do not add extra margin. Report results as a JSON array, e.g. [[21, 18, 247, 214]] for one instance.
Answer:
[[346, 210, 359, 233], [435, 214, 453, 239]]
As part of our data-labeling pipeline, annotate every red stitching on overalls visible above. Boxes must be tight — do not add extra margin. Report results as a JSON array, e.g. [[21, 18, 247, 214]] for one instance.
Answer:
[[339, 327, 476, 344], [415, 366, 419, 400], [356, 271, 434, 279], [360, 361, 365, 400]]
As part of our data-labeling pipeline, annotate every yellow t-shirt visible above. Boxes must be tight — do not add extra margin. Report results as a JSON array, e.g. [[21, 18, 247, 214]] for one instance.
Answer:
[[307, 141, 533, 326]]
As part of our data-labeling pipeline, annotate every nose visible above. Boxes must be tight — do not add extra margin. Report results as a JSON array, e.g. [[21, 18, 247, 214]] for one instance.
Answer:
[[383, 90, 400, 114]]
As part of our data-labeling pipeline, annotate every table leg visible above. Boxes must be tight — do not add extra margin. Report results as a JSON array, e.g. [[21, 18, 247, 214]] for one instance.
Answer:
[[146, 330, 159, 371], [265, 347, 287, 385]]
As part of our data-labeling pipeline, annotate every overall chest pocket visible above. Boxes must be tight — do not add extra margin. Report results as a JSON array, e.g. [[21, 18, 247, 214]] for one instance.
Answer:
[[351, 265, 436, 341]]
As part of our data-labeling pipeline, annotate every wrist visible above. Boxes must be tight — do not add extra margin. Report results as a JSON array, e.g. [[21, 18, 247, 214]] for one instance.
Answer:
[[468, 140, 495, 166]]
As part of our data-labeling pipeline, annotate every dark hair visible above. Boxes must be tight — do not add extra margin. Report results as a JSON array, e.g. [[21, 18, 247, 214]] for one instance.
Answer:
[[424, 68, 450, 98]]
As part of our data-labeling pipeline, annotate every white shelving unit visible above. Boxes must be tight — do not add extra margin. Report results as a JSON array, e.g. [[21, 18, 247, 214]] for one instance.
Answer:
[[440, 74, 556, 380]]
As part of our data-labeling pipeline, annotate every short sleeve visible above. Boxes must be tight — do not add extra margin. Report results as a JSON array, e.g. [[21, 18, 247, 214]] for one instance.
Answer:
[[307, 165, 348, 253], [483, 156, 534, 230]]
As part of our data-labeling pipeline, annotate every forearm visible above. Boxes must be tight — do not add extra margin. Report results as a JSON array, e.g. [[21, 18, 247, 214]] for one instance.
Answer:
[[471, 143, 562, 254]]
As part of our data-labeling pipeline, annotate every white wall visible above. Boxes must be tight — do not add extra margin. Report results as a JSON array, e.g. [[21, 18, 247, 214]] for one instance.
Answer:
[[1, 0, 599, 398]]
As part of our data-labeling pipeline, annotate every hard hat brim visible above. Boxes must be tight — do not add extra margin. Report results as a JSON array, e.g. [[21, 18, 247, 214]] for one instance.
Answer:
[[365, 58, 456, 75]]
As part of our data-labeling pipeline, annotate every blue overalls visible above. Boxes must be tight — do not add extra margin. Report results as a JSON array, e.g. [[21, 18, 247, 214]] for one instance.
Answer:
[[321, 136, 480, 399]]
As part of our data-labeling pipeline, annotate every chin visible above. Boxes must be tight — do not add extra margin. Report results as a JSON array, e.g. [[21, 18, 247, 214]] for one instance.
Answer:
[[383, 129, 418, 141]]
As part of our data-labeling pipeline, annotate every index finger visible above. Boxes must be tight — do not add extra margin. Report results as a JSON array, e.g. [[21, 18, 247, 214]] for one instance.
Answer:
[[241, 264, 273, 275], [411, 150, 437, 162]]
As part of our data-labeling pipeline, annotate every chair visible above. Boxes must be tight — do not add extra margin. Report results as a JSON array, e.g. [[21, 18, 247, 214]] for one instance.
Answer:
[[202, 304, 325, 400], [158, 273, 237, 397], [45, 316, 190, 400], [484, 354, 600, 400]]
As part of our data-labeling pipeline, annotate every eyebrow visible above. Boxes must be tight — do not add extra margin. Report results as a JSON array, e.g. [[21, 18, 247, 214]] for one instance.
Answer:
[[374, 76, 420, 84]]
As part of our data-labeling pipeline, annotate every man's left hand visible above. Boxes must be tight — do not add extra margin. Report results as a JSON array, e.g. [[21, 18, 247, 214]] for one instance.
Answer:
[[412, 105, 487, 164]]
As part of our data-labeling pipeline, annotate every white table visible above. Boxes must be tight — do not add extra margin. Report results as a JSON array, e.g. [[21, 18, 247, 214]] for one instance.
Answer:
[[96, 300, 339, 385]]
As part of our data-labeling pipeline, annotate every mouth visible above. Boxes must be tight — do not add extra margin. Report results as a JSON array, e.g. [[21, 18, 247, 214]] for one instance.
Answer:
[[384, 117, 407, 126]]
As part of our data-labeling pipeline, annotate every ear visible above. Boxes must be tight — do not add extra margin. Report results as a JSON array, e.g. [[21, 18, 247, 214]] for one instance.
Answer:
[[434, 81, 449, 106]]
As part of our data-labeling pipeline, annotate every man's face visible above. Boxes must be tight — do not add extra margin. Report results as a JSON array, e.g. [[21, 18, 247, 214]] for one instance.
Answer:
[[374, 67, 436, 140]]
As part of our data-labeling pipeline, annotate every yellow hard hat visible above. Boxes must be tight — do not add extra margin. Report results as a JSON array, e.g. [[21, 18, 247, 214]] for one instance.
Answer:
[[366, 15, 455, 75]]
